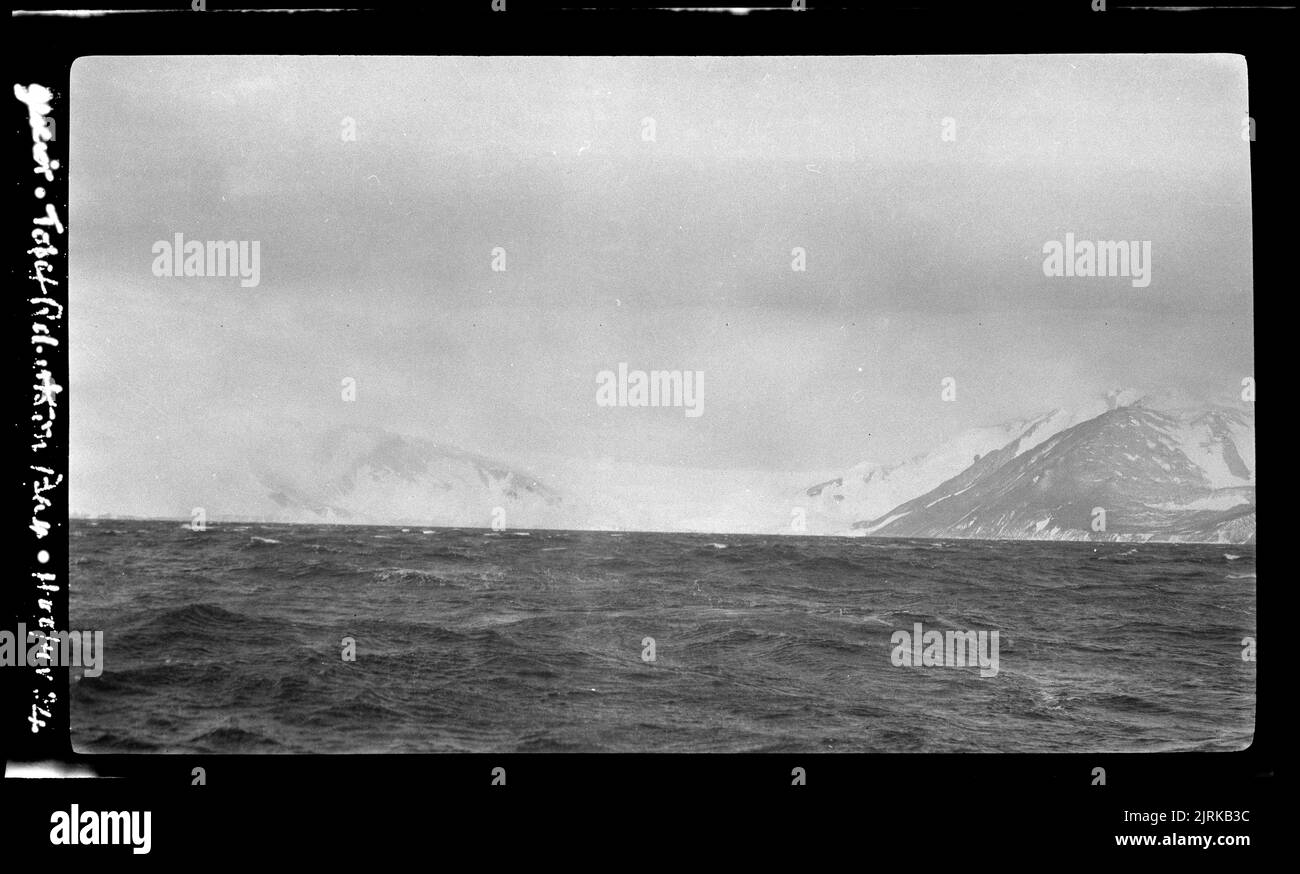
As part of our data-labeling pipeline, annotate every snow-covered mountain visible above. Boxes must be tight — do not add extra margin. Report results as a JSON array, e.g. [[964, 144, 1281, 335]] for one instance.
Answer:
[[800, 391, 1135, 535], [187, 392, 1254, 542], [852, 401, 1255, 543], [249, 426, 573, 528]]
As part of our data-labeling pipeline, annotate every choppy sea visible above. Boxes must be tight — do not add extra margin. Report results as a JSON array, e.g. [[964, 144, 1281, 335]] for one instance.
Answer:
[[69, 520, 1255, 753]]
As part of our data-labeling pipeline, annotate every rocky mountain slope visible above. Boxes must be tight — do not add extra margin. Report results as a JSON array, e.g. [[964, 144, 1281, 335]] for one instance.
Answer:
[[850, 402, 1255, 543]]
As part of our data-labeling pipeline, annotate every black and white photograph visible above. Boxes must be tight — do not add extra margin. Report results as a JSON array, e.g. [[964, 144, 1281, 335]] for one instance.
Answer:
[[62, 53, 1255, 756]]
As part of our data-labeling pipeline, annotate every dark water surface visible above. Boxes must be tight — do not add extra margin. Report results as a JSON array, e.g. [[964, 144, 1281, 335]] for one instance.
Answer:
[[69, 520, 1256, 753]]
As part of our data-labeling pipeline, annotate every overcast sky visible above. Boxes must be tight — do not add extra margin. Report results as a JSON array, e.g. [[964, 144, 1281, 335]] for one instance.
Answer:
[[69, 55, 1253, 516]]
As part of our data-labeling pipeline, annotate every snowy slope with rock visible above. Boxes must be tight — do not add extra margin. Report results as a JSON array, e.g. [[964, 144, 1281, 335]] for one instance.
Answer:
[[851, 400, 1254, 543], [800, 391, 1139, 536]]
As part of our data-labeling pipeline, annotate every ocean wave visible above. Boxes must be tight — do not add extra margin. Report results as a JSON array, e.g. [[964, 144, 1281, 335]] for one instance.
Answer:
[[371, 567, 454, 585], [187, 725, 286, 753], [135, 602, 260, 630]]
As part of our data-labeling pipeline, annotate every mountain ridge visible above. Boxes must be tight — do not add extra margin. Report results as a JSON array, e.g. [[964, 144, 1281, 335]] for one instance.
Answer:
[[848, 402, 1255, 543], [173, 392, 1255, 543]]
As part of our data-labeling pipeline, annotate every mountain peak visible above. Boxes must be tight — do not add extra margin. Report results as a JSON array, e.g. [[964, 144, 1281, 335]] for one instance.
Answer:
[[854, 395, 1254, 543], [1105, 387, 1144, 410]]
